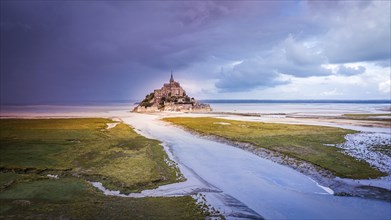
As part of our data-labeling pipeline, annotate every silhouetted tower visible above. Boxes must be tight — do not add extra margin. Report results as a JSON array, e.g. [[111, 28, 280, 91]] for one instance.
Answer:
[[170, 71, 174, 83]]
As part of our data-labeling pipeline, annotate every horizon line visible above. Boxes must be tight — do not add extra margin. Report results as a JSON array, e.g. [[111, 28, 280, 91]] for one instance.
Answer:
[[1, 99, 390, 106]]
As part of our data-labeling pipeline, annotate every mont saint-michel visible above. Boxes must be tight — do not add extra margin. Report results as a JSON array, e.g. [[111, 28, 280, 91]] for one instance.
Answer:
[[133, 73, 212, 112]]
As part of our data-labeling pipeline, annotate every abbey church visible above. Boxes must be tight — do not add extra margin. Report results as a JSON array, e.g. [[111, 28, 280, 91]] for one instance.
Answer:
[[133, 72, 212, 112], [154, 73, 185, 101]]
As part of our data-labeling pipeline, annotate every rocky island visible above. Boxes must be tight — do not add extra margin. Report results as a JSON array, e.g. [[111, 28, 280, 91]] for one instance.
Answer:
[[133, 73, 212, 112]]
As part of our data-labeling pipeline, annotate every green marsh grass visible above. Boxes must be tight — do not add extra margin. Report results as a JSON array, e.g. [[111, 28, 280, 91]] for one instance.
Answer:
[[164, 117, 385, 179], [0, 174, 205, 219], [0, 118, 205, 219], [0, 118, 180, 192]]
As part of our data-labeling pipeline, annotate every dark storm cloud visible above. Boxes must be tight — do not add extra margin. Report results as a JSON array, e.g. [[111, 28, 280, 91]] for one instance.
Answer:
[[0, 0, 290, 103], [215, 59, 291, 92], [313, 1, 391, 64], [215, 35, 331, 92], [0, 1, 208, 103], [215, 1, 390, 92], [1, 1, 389, 103]]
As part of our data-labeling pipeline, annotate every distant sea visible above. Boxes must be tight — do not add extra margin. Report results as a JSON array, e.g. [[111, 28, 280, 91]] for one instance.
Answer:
[[2, 99, 389, 106], [0, 100, 390, 116], [202, 100, 391, 104], [200, 100, 391, 115]]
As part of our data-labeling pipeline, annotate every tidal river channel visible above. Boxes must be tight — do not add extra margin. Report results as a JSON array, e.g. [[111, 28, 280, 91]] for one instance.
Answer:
[[120, 113, 391, 219]]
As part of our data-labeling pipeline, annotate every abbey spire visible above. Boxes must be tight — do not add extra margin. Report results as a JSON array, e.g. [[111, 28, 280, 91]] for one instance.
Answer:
[[170, 71, 174, 83]]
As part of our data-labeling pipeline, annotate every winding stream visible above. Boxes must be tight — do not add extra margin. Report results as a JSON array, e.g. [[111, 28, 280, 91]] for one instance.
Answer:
[[2, 105, 389, 219], [117, 113, 391, 219]]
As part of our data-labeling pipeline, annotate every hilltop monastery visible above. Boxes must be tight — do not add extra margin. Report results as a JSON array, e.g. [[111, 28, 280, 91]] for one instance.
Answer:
[[133, 73, 212, 112]]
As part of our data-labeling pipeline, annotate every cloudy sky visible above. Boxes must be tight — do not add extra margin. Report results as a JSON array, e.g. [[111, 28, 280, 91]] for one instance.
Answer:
[[1, 1, 390, 104]]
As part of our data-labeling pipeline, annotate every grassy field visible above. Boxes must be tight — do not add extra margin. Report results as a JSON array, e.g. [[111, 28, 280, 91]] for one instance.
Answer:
[[0, 174, 205, 219], [164, 117, 385, 179], [0, 118, 206, 219]]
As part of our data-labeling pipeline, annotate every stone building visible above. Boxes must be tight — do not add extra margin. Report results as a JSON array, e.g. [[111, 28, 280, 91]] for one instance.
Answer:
[[154, 73, 185, 102], [133, 72, 212, 112]]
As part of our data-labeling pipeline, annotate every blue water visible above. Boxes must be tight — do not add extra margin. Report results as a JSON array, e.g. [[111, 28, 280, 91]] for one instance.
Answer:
[[202, 99, 391, 104], [125, 113, 391, 220], [205, 102, 390, 115]]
